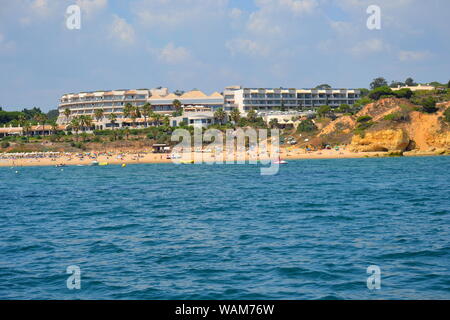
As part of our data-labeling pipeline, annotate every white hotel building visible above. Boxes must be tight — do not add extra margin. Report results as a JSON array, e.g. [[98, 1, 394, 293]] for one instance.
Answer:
[[57, 86, 361, 128], [57, 88, 224, 128], [223, 86, 361, 113]]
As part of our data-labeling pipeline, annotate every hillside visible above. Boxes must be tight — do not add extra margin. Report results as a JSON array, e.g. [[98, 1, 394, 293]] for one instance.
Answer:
[[314, 98, 450, 153]]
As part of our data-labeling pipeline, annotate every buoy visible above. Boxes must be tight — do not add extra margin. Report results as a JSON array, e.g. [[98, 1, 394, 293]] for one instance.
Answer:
[[15, 171, 19, 174], [122, 164, 126, 167]]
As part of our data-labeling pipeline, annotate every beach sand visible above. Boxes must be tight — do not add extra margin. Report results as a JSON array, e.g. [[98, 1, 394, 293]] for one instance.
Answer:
[[0, 147, 391, 168]]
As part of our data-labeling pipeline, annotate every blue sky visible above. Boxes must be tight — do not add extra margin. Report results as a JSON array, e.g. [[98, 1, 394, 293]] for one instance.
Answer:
[[0, 0, 449, 111]]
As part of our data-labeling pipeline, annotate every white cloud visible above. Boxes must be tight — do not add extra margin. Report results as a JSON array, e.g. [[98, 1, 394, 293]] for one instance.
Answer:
[[279, 0, 318, 15], [156, 43, 192, 65], [398, 50, 430, 62], [109, 15, 135, 44], [133, 0, 229, 29], [247, 11, 282, 36], [329, 20, 354, 36], [76, 0, 108, 18], [30, 0, 51, 16], [226, 38, 270, 57], [0, 32, 16, 54], [350, 38, 387, 56], [229, 8, 242, 20]]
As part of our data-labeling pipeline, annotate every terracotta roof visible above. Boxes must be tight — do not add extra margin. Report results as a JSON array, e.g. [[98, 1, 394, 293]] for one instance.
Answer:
[[210, 91, 223, 98], [0, 127, 23, 134], [165, 93, 180, 100], [181, 90, 207, 98]]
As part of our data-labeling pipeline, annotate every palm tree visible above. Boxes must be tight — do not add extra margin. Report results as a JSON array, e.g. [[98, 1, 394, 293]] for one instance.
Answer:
[[172, 99, 182, 113], [154, 113, 161, 127], [123, 127, 130, 140], [123, 103, 133, 127], [94, 108, 104, 129], [230, 108, 241, 123], [70, 117, 81, 141], [131, 106, 141, 127], [162, 115, 170, 127], [269, 118, 279, 129], [141, 103, 152, 127], [50, 121, 58, 135], [23, 121, 31, 142], [34, 114, 47, 136], [78, 115, 93, 132], [108, 113, 117, 130], [214, 108, 226, 125], [18, 114, 26, 132], [64, 108, 71, 123]]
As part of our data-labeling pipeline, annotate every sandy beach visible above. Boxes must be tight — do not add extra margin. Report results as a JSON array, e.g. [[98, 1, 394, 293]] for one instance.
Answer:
[[0, 147, 404, 168]]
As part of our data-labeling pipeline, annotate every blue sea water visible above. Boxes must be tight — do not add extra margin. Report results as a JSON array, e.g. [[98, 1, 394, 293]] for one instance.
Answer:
[[0, 156, 449, 300]]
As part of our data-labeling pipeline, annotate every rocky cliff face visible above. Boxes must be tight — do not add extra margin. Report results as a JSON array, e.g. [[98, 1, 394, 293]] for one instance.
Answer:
[[349, 129, 410, 152], [318, 98, 450, 152]]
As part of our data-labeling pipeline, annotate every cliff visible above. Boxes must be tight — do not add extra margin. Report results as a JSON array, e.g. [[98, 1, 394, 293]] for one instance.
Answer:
[[316, 98, 450, 153]]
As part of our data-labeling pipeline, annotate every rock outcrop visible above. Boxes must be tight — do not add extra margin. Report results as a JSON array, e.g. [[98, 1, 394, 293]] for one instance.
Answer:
[[349, 129, 410, 152], [318, 98, 450, 152]]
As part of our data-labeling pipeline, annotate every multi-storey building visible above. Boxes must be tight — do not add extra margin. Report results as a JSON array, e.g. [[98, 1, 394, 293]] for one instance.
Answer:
[[57, 89, 151, 126], [57, 88, 224, 128], [223, 86, 361, 114]]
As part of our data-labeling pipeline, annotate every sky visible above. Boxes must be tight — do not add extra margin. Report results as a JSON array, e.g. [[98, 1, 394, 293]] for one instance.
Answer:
[[0, 0, 449, 111]]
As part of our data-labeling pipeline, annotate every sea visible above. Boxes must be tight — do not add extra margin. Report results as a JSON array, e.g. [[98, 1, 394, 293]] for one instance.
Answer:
[[0, 156, 449, 299]]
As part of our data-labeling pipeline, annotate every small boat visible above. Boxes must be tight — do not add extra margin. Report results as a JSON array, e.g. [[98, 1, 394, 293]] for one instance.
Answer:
[[90, 161, 99, 166], [99, 162, 109, 166], [180, 160, 194, 164], [274, 157, 288, 165], [55, 164, 66, 168]]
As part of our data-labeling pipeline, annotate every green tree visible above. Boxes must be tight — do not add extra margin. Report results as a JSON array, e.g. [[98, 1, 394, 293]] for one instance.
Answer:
[[94, 108, 104, 127], [444, 107, 450, 122], [230, 108, 241, 123], [421, 97, 438, 113], [141, 103, 152, 127], [34, 113, 47, 136], [357, 115, 373, 123], [297, 119, 317, 133], [70, 117, 81, 141], [269, 118, 279, 129], [64, 108, 71, 123], [394, 88, 413, 99], [247, 109, 257, 122], [172, 99, 182, 111], [315, 84, 331, 89], [317, 105, 331, 118], [79, 115, 93, 132], [214, 108, 226, 124], [370, 77, 388, 90], [50, 121, 58, 135], [405, 77, 417, 87], [123, 103, 133, 124], [123, 127, 130, 140], [337, 104, 351, 114], [130, 106, 141, 127], [368, 86, 395, 100], [390, 81, 405, 88], [22, 121, 31, 141], [108, 113, 117, 130]]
